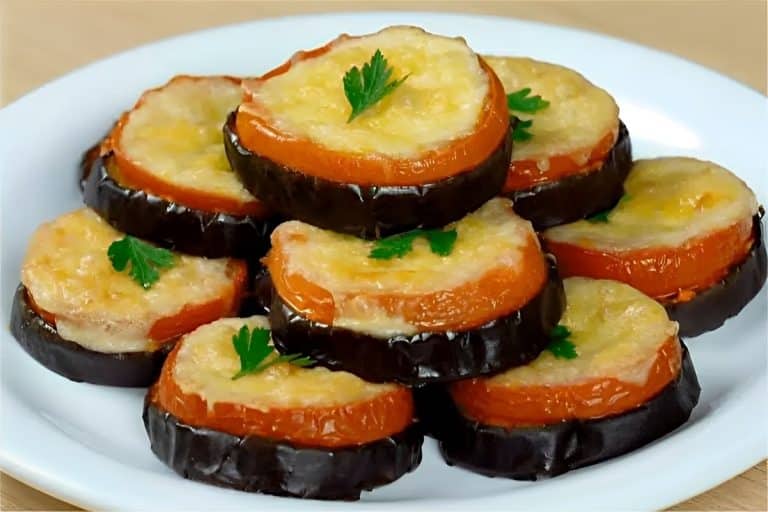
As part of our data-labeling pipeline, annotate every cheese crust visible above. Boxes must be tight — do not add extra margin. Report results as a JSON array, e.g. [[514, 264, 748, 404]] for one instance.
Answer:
[[488, 277, 679, 387], [271, 198, 537, 335], [118, 76, 254, 202], [21, 209, 237, 352], [485, 56, 618, 163], [242, 26, 488, 158], [544, 157, 759, 250], [172, 317, 399, 410]]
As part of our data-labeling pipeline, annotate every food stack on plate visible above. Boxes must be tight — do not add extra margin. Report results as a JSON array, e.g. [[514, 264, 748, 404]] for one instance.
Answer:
[[10, 26, 765, 500]]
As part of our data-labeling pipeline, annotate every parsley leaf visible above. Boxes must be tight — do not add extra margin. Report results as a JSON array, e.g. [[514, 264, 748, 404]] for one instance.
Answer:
[[369, 228, 458, 260], [548, 324, 578, 359], [511, 118, 534, 142], [507, 87, 550, 113], [107, 236, 175, 289], [586, 194, 630, 224], [507, 88, 549, 142], [344, 49, 409, 122], [231, 325, 314, 380]]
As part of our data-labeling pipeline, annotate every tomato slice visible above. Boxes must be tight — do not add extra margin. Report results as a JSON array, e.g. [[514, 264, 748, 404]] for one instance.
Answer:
[[451, 336, 681, 427], [27, 260, 247, 345], [152, 345, 414, 447], [236, 42, 509, 186], [107, 76, 268, 217], [503, 129, 617, 192], [544, 218, 754, 299], [264, 232, 548, 332]]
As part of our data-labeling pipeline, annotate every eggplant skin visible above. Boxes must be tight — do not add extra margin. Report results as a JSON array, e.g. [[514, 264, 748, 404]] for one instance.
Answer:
[[223, 111, 512, 239], [82, 154, 281, 259], [666, 215, 767, 337], [143, 399, 423, 500], [78, 142, 102, 192], [270, 256, 565, 386], [10, 285, 169, 387], [506, 121, 632, 230], [418, 344, 699, 480]]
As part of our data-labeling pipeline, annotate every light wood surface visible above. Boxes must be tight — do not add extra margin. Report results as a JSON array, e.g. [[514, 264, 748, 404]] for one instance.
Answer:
[[0, 0, 765, 510]]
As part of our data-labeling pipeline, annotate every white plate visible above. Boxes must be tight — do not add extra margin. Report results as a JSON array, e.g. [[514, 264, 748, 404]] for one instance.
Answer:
[[1, 12, 766, 511]]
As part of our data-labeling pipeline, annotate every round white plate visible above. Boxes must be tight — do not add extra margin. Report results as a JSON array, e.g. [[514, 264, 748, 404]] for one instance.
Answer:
[[1, 12, 766, 511]]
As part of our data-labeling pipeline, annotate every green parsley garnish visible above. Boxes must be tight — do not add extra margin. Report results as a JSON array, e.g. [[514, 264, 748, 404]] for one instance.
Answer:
[[512, 119, 534, 142], [507, 87, 549, 141], [507, 87, 550, 113], [586, 194, 630, 224], [343, 49, 409, 123], [369, 228, 458, 260], [231, 325, 314, 380], [107, 236, 175, 289], [548, 324, 578, 359]]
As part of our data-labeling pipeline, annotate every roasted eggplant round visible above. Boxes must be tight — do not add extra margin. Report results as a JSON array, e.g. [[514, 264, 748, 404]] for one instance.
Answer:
[[84, 155, 279, 259], [544, 157, 763, 336], [506, 122, 632, 229], [145, 316, 422, 499], [11, 285, 170, 387], [265, 199, 564, 385], [15, 209, 246, 385], [666, 215, 766, 337], [485, 56, 628, 229], [83, 75, 278, 259], [227, 27, 512, 238], [417, 277, 699, 479]]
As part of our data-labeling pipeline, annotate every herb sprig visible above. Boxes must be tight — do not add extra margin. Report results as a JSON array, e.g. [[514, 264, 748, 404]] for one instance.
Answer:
[[231, 325, 314, 380], [343, 49, 409, 123], [507, 87, 549, 141], [547, 324, 578, 359], [108, 236, 175, 289], [369, 228, 458, 260]]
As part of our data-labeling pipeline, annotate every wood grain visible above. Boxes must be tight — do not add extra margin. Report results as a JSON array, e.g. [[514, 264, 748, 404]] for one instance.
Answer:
[[0, 1, 765, 510]]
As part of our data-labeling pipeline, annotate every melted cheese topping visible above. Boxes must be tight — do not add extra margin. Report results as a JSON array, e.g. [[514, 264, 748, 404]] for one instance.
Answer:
[[119, 76, 254, 202], [489, 277, 678, 387], [21, 209, 236, 352], [485, 56, 618, 163], [544, 157, 759, 250], [243, 26, 488, 158], [173, 317, 399, 409], [273, 198, 536, 335]]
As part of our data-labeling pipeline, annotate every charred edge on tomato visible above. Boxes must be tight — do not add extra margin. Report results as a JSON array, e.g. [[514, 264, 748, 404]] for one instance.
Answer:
[[223, 111, 512, 240], [82, 154, 281, 259], [269, 256, 564, 386], [415, 344, 699, 480], [505, 121, 632, 230], [10, 285, 170, 387], [665, 215, 767, 337], [142, 397, 423, 500]]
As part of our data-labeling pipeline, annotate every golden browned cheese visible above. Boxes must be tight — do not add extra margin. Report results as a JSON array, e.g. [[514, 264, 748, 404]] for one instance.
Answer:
[[544, 157, 758, 250], [243, 26, 488, 158], [485, 56, 619, 164], [488, 277, 678, 386], [173, 316, 399, 410], [272, 198, 536, 336], [119, 76, 253, 202], [21, 209, 236, 352]]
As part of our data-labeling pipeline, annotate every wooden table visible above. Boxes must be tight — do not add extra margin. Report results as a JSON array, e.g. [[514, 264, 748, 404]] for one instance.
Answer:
[[1, 0, 765, 509]]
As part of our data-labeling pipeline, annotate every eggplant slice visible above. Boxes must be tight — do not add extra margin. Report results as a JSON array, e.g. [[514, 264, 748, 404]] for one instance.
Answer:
[[143, 398, 423, 500], [270, 257, 564, 386], [10, 285, 169, 387], [417, 344, 699, 480], [223, 111, 512, 239], [82, 154, 280, 259], [506, 121, 632, 230], [666, 215, 767, 337]]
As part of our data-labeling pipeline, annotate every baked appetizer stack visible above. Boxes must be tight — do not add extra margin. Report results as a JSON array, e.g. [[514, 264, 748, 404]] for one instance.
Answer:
[[10, 22, 766, 502]]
